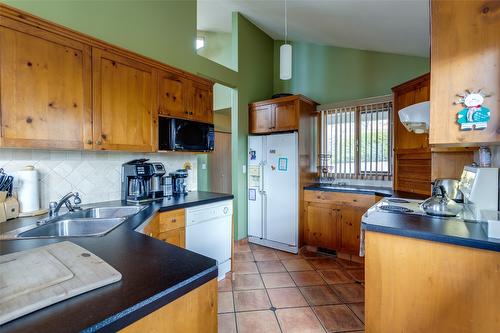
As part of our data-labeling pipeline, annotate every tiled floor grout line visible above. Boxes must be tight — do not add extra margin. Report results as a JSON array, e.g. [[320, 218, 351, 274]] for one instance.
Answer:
[[229, 242, 365, 332], [294, 277, 330, 333]]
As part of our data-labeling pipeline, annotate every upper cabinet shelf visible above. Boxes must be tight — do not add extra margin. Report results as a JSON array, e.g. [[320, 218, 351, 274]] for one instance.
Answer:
[[249, 95, 317, 134], [0, 4, 214, 152], [430, 0, 499, 146]]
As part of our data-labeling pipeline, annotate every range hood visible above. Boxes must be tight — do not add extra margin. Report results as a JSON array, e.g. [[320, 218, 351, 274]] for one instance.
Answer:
[[398, 101, 430, 134]]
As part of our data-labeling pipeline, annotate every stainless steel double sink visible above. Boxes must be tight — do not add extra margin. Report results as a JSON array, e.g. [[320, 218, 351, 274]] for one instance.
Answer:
[[3, 206, 146, 239]]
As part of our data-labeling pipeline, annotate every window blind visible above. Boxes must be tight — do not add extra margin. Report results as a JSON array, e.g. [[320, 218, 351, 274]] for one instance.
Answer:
[[319, 100, 392, 180]]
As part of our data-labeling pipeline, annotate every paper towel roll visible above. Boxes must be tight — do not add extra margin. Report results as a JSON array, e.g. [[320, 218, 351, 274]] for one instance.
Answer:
[[16, 165, 40, 213]]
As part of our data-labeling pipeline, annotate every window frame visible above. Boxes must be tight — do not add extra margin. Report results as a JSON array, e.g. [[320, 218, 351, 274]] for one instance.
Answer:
[[318, 96, 393, 180]]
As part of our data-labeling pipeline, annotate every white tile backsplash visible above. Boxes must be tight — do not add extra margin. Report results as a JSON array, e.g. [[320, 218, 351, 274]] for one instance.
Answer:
[[0, 149, 197, 208]]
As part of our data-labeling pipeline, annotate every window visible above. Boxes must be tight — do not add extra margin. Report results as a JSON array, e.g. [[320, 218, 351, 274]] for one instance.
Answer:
[[196, 37, 205, 50], [319, 98, 392, 180]]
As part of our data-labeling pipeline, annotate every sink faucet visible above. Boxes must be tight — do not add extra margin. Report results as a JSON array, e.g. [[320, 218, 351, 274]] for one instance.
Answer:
[[49, 192, 82, 217]]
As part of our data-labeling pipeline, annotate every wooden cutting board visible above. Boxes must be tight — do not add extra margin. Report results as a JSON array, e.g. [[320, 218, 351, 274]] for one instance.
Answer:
[[0, 241, 122, 325]]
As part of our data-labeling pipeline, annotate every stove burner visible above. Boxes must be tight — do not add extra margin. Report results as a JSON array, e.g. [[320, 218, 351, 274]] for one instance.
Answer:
[[378, 205, 414, 213], [387, 198, 411, 204]]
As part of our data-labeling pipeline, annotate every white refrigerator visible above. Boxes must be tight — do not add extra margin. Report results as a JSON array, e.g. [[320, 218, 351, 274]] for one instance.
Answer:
[[247, 132, 298, 253]]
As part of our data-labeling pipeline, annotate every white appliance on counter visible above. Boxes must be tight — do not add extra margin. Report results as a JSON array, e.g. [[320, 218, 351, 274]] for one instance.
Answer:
[[459, 166, 499, 212], [248, 132, 298, 253], [185, 200, 232, 281]]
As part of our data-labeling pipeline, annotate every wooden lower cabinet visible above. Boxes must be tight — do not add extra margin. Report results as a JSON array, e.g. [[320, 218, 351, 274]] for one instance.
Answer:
[[304, 203, 339, 249], [120, 278, 217, 333], [365, 231, 500, 333], [144, 209, 186, 248], [158, 228, 186, 248], [304, 190, 378, 255], [339, 206, 364, 254]]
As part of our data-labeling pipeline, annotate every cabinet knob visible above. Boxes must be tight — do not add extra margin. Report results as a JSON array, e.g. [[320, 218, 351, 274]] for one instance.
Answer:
[[189, 112, 193, 115], [171, 218, 176, 222], [86, 139, 93, 145], [96, 140, 102, 145]]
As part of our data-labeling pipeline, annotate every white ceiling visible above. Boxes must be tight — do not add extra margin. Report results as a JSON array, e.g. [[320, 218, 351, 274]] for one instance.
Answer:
[[197, 0, 430, 57]]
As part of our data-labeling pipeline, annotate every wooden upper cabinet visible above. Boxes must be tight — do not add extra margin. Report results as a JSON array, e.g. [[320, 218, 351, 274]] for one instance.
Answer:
[[274, 101, 298, 131], [158, 71, 213, 124], [189, 81, 213, 124], [158, 70, 188, 119], [392, 73, 430, 151], [92, 48, 157, 152], [249, 104, 273, 133], [430, 0, 499, 146], [249, 95, 316, 134], [0, 22, 92, 149]]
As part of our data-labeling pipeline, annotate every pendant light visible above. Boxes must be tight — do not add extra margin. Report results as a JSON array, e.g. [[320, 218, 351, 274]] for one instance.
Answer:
[[280, 0, 292, 80]]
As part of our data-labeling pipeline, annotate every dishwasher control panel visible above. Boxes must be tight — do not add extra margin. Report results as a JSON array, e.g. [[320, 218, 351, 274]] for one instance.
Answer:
[[186, 200, 233, 226]]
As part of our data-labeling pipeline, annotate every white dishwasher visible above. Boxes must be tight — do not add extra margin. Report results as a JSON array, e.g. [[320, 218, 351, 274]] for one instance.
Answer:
[[186, 200, 232, 280]]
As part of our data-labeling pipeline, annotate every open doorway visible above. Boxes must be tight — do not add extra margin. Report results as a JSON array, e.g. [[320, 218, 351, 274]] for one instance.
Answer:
[[198, 83, 234, 194]]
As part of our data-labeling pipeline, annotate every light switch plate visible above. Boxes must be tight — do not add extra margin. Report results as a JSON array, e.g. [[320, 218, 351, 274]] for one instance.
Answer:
[[242, 165, 247, 174]]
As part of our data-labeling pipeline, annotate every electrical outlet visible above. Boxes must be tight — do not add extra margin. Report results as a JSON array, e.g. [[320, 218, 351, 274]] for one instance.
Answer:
[[201, 163, 207, 170]]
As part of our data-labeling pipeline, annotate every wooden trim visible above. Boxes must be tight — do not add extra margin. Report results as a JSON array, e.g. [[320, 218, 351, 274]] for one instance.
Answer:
[[317, 94, 392, 111], [0, 3, 214, 87], [248, 94, 318, 108], [430, 146, 478, 153], [391, 72, 430, 92]]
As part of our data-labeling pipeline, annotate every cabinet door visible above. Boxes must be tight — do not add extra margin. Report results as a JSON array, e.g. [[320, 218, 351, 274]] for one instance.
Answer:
[[0, 25, 92, 149], [249, 105, 273, 134], [144, 214, 160, 238], [189, 81, 213, 124], [304, 203, 339, 249], [274, 101, 298, 131], [92, 48, 156, 152], [158, 209, 185, 233], [158, 227, 186, 248], [158, 70, 189, 119], [339, 207, 363, 255], [430, 0, 499, 145]]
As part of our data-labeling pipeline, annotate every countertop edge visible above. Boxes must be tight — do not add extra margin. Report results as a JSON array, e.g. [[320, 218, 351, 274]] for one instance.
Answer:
[[157, 194, 234, 212], [88, 266, 218, 333], [362, 222, 500, 253], [303, 185, 392, 197], [0, 192, 232, 332]]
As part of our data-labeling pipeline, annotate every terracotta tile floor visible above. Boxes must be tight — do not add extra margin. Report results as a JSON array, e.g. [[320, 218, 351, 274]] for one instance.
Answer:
[[218, 240, 365, 333]]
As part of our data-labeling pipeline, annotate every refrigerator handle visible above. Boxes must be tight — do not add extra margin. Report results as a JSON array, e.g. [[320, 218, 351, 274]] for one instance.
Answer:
[[262, 190, 266, 239], [259, 161, 265, 193]]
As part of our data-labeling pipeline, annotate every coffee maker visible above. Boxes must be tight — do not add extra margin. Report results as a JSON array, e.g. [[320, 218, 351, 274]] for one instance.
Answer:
[[170, 169, 188, 196], [121, 159, 156, 203], [150, 162, 166, 198]]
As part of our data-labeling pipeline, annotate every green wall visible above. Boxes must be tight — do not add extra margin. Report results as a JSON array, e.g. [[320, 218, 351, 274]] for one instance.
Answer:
[[197, 30, 234, 71], [3, 0, 275, 240], [234, 13, 274, 240], [273, 41, 430, 105]]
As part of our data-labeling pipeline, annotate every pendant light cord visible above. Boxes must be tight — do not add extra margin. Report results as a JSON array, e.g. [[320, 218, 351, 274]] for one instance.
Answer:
[[284, 0, 288, 43]]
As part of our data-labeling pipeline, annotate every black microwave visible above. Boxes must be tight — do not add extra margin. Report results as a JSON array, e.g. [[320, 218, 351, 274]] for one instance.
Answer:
[[159, 117, 214, 152]]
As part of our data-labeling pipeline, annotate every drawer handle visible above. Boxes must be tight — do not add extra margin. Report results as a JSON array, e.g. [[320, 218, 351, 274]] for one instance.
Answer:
[[171, 218, 176, 222]]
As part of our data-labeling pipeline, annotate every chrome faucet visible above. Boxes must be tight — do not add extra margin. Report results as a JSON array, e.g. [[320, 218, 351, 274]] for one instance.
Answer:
[[49, 192, 82, 217]]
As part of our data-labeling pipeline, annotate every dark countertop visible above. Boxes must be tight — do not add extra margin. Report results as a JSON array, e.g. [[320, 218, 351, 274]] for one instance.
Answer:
[[362, 210, 500, 253], [0, 191, 234, 333], [304, 183, 428, 200], [305, 183, 500, 252]]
